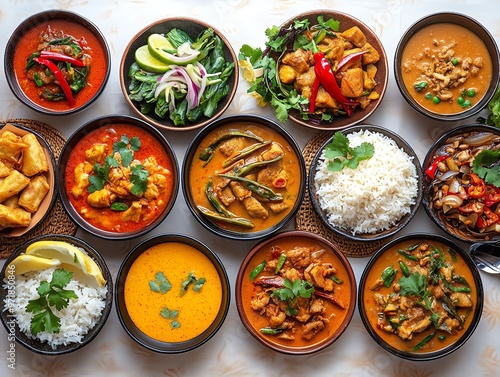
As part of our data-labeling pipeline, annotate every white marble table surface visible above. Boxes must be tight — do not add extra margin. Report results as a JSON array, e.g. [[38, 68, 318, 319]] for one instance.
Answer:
[[1, 0, 499, 376]]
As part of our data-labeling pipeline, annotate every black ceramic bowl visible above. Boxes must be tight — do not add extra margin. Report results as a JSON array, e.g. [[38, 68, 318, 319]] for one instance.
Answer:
[[309, 124, 423, 242], [0, 234, 113, 356], [422, 124, 500, 243], [4, 10, 110, 115], [0, 122, 58, 238], [120, 16, 238, 132], [182, 114, 306, 240], [58, 114, 179, 240], [358, 233, 483, 361], [394, 12, 500, 122], [115, 234, 230, 353]]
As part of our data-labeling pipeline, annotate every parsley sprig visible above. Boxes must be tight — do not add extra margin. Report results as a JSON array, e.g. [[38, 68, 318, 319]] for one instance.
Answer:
[[26, 269, 78, 335], [324, 132, 375, 171], [88, 135, 149, 199]]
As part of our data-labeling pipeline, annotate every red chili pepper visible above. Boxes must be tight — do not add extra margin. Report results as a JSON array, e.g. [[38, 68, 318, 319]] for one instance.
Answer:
[[336, 50, 368, 71], [313, 52, 358, 116], [467, 173, 486, 199], [33, 57, 75, 106], [485, 185, 500, 207], [424, 155, 448, 179], [477, 206, 499, 229], [309, 74, 321, 113], [39, 50, 85, 67]]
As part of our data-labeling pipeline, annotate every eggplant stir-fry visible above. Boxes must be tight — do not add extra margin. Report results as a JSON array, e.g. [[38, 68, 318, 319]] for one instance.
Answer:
[[426, 130, 500, 236], [369, 241, 474, 351]]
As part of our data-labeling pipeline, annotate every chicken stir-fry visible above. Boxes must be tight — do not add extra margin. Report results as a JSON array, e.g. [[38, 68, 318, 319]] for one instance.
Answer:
[[249, 245, 345, 341], [368, 241, 474, 350], [71, 134, 171, 225]]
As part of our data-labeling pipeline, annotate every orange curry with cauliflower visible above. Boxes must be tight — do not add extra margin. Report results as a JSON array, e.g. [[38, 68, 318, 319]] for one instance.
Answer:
[[65, 124, 174, 233]]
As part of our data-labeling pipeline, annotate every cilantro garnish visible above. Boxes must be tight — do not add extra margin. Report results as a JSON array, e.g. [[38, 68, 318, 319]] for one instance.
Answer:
[[324, 132, 375, 171], [271, 278, 314, 315], [25, 269, 78, 335], [398, 272, 433, 310], [471, 149, 500, 187], [149, 271, 172, 294], [160, 307, 180, 329], [130, 164, 149, 196], [180, 271, 206, 296]]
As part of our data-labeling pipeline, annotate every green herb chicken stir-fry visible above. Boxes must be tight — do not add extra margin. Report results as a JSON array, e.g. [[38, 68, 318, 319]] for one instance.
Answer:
[[127, 27, 235, 126]]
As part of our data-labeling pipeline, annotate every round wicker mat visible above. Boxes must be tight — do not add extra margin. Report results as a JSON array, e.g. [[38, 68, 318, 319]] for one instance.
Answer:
[[0, 118, 77, 259], [295, 131, 392, 258]]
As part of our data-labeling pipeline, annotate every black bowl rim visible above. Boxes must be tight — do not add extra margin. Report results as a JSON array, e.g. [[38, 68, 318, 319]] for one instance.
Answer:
[[394, 11, 500, 122], [4, 9, 111, 116], [0, 233, 113, 356], [119, 16, 239, 132], [235, 229, 357, 355], [57, 114, 179, 240], [357, 232, 484, 361], [114, 233, 231, 353], [422, 123, 500, 243], [181, 114, 306, 240], [276, 9, 389, 131], [308, 124, 424, 242], [0, 122, 58, 238]]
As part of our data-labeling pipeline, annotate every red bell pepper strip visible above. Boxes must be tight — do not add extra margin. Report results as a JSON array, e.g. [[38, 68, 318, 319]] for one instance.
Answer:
[[309, 74, 321, 113], [33, 57, 75, 106], [313, 52, 358, 116], [39, 50, 85, 67], [336, 50, 368, 71], [424, 155, 448, 179]]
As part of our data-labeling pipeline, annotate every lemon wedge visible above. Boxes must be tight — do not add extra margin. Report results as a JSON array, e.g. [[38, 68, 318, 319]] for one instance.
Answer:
[[6, 254, 61, 276], [25, 240, 106, 288], [135, 45, 170, 73]]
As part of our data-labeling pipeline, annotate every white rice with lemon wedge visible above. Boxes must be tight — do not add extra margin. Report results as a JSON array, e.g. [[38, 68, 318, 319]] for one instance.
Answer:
[[313, 129, 419, 235], [5, 267, 107, 349]]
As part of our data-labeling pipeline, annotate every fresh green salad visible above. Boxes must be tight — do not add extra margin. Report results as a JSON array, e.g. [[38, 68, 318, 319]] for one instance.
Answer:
[[127, 28, 234, 126]]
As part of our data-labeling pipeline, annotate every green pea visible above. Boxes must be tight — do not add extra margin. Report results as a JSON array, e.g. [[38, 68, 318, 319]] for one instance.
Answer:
[[467, 88, 476, 97], [457, 96, 465, 105], [433, 96, 441, 104], [451, 58, 459, 66], [461, 100, 472, 108], [425, 92, 433, 100]]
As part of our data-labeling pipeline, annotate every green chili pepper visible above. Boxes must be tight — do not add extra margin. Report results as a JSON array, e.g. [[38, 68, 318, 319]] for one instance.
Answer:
[[398, 261, 411, 277], [447, 248, 457, 262], [412, 332, 436, 351], [414, 81, 428, 92], [260, 327, 284, 335], [274, 253, 287, 274], [381, 266, 397, 288], [329, 275, 344, 284], [398, 249, 418, 261], [406, 243, 421, 251], [250, 260, 266, 280]]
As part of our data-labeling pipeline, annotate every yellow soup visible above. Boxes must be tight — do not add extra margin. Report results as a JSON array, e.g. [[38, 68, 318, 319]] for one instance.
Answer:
[[124, 242, 222, 342]]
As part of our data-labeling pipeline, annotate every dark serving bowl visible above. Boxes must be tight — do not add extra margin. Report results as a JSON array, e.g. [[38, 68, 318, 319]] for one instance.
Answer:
[[394, 12, 500, 122], [0, 234, 113, 356], [273, 9, 388, 130], [236, 230, 356, 355], [4, 10, 111, 115], [358, 233, 483, 361], [182, 114, 306, 240], [115, 234, 230, 353], [120, 16, 239, 132], [422, 124, 500, 243], [0, 122, 58, 238], [58, 114, 178, 240], [308, 124, 423, 242]]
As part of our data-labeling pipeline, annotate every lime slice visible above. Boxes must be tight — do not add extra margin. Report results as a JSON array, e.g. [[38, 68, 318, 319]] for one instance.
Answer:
[[147, 33, 198, 65], [7, 254, 61, 276], [135, 45, 170, 73], [25, 240, 106, 288]]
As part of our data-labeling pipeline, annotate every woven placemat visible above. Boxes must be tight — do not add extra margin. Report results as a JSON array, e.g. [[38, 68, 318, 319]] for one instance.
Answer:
[[0, 118, 78, 259], [295, 131, 392, 258]]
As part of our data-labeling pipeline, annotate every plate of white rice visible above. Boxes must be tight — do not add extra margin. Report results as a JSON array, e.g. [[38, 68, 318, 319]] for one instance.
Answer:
[[309, 125, 423, 241], [0, 234, 113, 355]]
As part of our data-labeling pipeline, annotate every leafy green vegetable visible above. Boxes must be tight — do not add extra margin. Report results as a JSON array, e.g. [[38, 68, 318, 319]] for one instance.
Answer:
[[471, 149, 500, 187], [481, 85, 500, 127], [180, 271, 206, 296], [25, 269, 78, 335], [149, 271, 172, 294], [398, 272, 433, 310], [324, 132, 374, 171], [271, 278, 314, 316], [160, 307, 181, 329], [381, 266, 397, 287]]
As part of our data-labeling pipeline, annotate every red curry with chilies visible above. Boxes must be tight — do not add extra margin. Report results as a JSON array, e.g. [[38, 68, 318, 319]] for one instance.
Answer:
[[13, 19, 108, 111], [65, 124, 174, 233]]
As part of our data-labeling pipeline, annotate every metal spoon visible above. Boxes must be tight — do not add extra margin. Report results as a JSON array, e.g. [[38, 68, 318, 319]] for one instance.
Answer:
[[469, 243, 500, 274]]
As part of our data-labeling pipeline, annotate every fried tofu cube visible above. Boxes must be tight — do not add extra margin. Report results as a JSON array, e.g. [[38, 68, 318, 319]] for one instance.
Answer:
[[339, 49, 363, 70], [315, 87, 340, 109], [362, 43, 381, 64], [278, 65, 297, 84], [366, 64, 377, 80], [340, 68, 364, 98], [281, 49, 313, 74], [341, 26, 367, 47], [322, 37, 345, 62], [363, 71, 376, 91]]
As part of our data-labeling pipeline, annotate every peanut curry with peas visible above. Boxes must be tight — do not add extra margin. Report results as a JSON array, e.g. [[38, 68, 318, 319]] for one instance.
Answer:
[[241, 235, 353, 347], [363, 239, 477, 353]]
